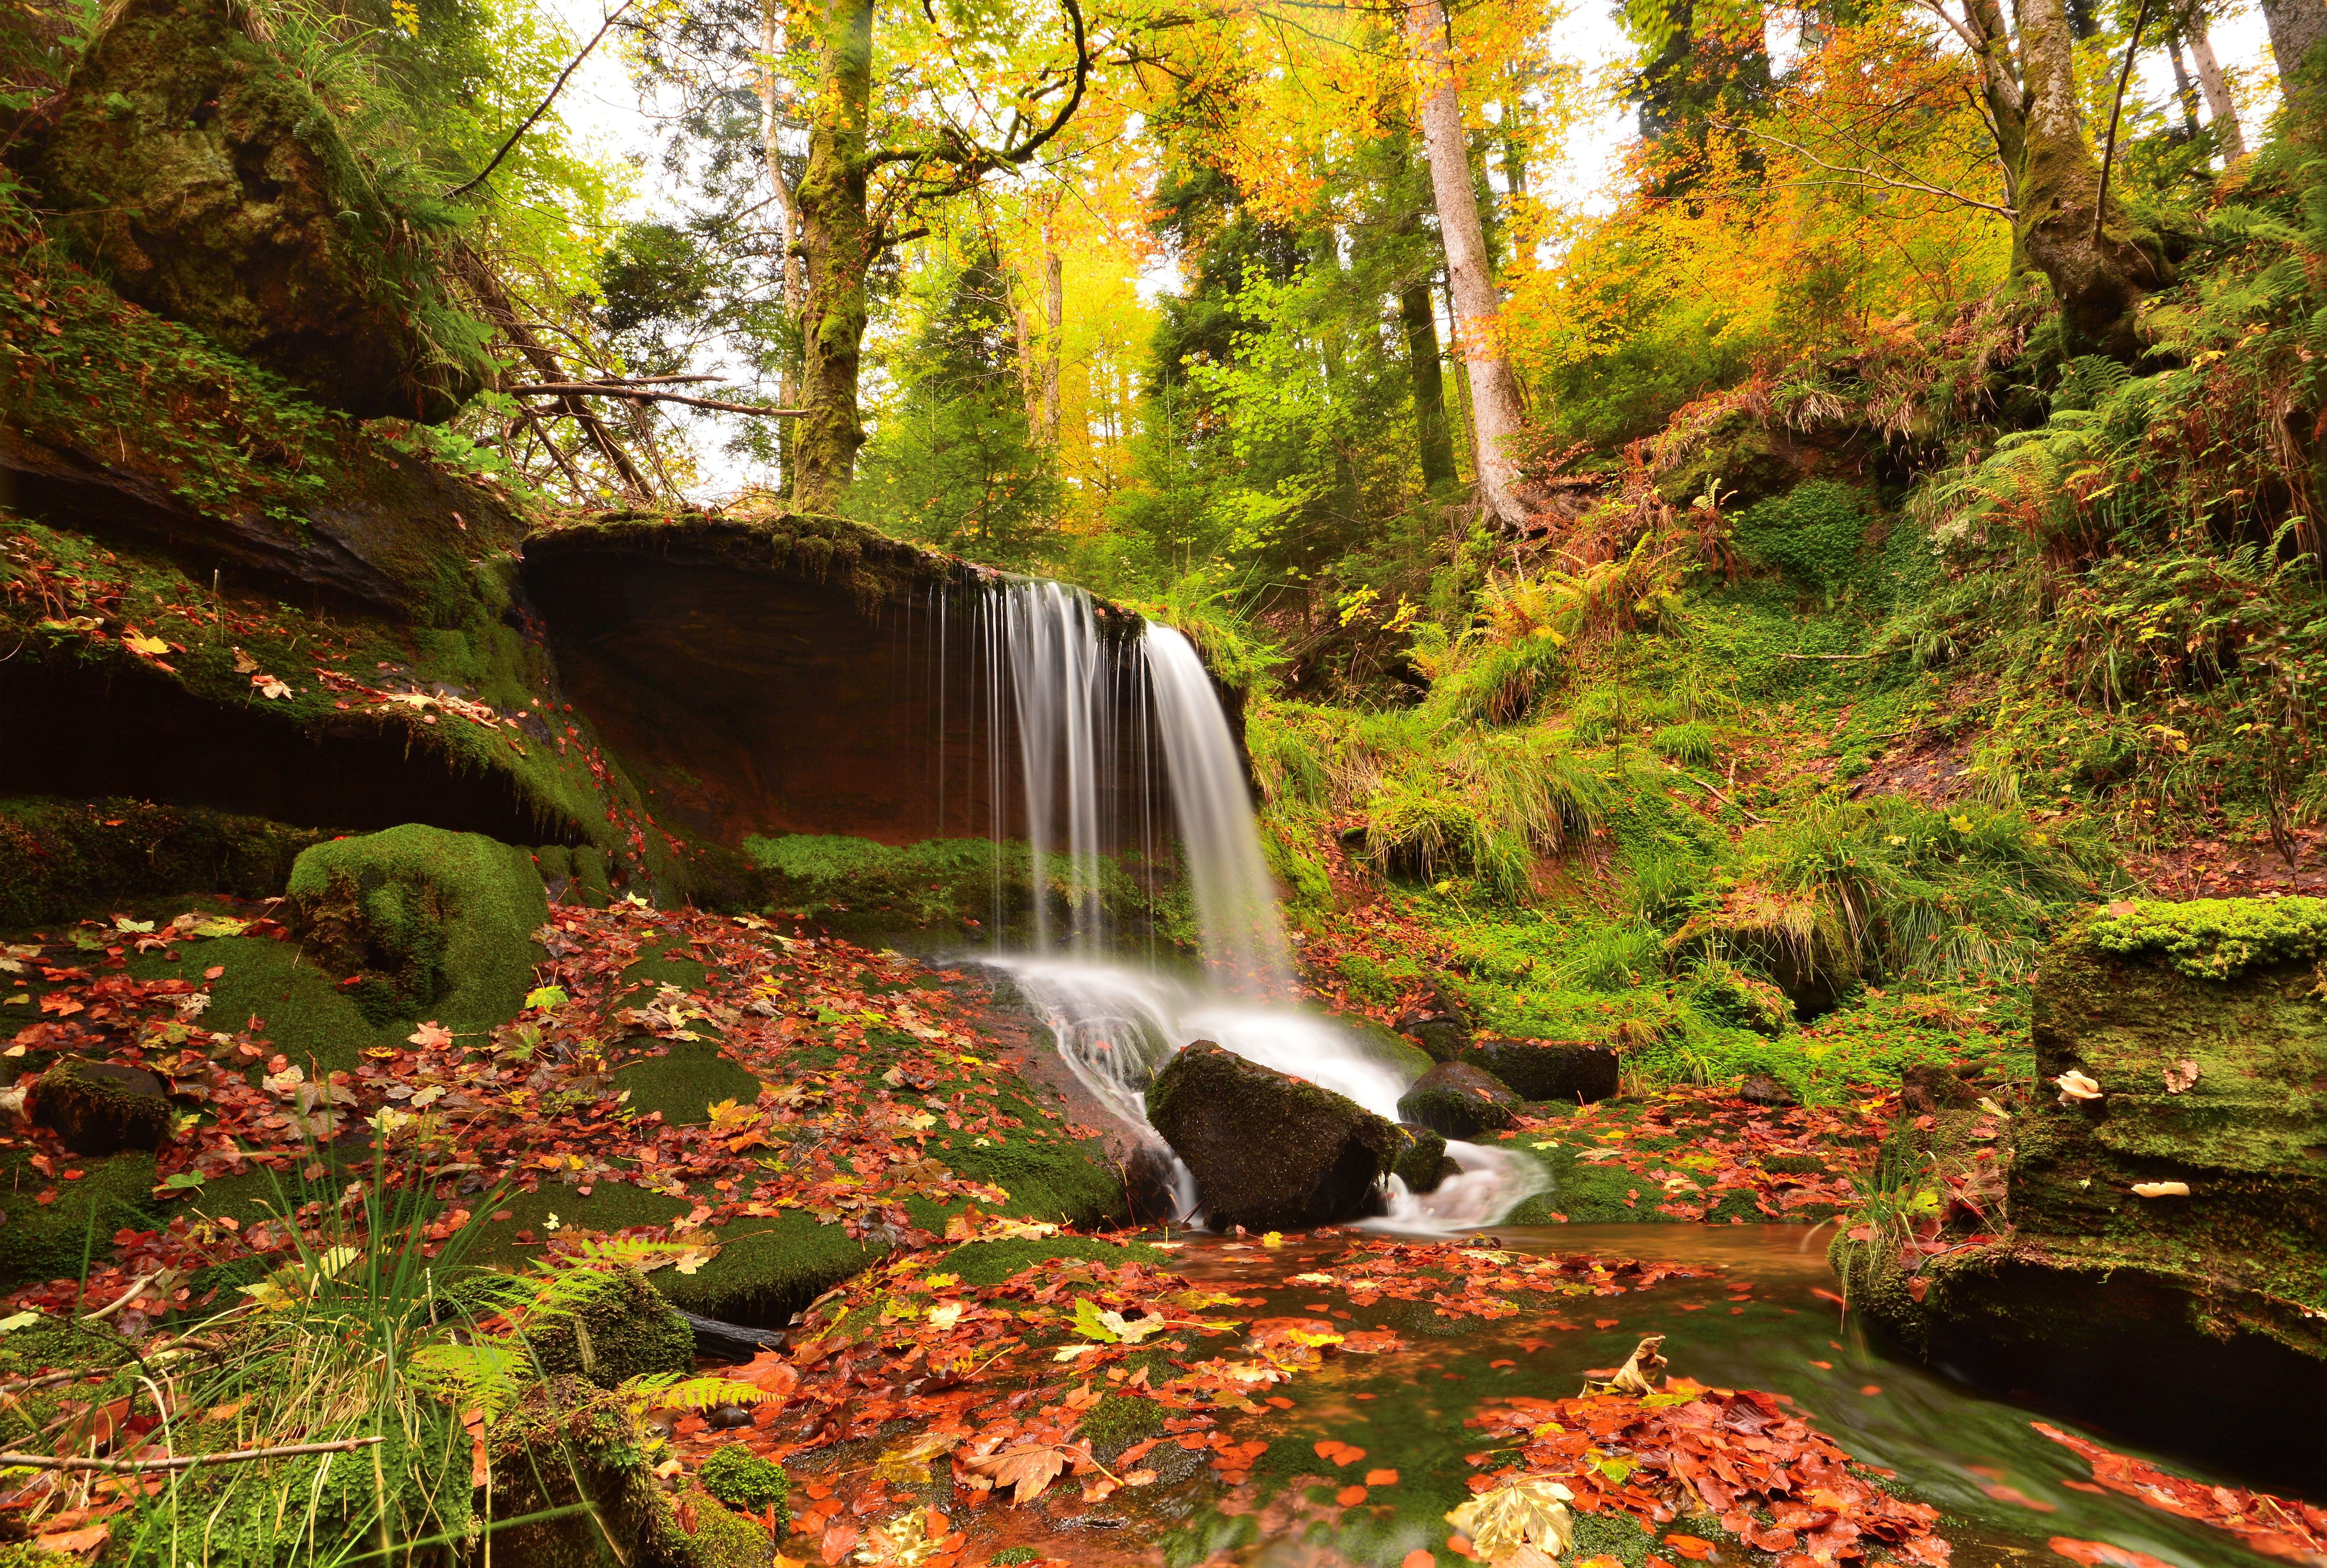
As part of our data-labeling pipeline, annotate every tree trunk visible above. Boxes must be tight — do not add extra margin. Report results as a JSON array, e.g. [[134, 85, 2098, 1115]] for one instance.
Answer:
[[1042, 234, 1062, 445], [793, 0, 875, 512], [1400, 277, 1456, 491], [1010, 278, 1040, 430], [2182, 4, 2246, 154], [1409, 0, 1536, 530], [2012, 0, 2160, 357], [2167, 34, 2203, 139], [1965, 0, 2027, 210], [2259, 0, 2327, 84], [758, 0, 806, 491]]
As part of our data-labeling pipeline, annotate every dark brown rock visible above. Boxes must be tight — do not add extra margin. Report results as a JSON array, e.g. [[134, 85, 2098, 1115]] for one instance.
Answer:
[[1396, 1062, 1522, 1139], [1462, 1039, 1619, 1105], [1739, 1072, 1799, 1109], [1144, 1041, 1396, 1231], [29, 1058, 170, 1155], [1898, 1061, 1979, 1116]]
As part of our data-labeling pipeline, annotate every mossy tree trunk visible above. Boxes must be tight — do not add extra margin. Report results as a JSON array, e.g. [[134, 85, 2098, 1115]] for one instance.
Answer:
[[793, 0, 876, 514], [2010, 0, 2164, 358], [1963, 0, 2027, 210]]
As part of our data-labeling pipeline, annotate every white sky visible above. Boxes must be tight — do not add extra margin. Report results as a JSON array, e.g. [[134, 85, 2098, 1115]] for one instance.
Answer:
[[535, 0, 2281, 502]]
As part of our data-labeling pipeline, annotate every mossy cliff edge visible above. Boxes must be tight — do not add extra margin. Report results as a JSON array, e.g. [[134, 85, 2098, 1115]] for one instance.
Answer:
[[1833, 897, 2327, 1458]]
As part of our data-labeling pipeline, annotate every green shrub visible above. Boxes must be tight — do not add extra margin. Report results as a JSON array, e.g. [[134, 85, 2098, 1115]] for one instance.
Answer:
[[1730, 480, 1879, 596], [699, 1445, 789, 1520]]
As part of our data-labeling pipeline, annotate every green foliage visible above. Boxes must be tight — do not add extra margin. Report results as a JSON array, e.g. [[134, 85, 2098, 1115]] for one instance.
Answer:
[[2081, 896, 2327, 979], [699, 1444, 791, 1519], [852, 251, 1061, 565], [1730, 480, 1888, 599]]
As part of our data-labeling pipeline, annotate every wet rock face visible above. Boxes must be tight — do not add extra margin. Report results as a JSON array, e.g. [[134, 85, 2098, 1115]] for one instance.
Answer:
[[1462, 1039, 1619, 1105], [1397, 1061, 1522, 1140], [1395, 982, 1472, 1061], [30, 0, 486, 419], [1144, 1041, 1396, 1231], [1391, 1124, 1459, 1195]]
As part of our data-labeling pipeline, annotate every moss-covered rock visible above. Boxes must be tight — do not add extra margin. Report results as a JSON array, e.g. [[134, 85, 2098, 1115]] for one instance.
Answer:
[[1839, 900, 2327, 1468], [1460, 1039, 1619, 1105], [284, 824, 548, 1031], [525, 1268, 696, 1389], [1396, 1061, 1521, 1139], [698, 1444, 789, 1522], [483, 1376, 765, 1568], [0, 797, 326, 928], [1390, 1123, 1455, 1194], [27, 1056, 171, 1155], [1145, 1040, 1396, 1231], [936, 1235, 1163, 1286], [28, 0, 488, 419], [0, 1150, 163, 1290]]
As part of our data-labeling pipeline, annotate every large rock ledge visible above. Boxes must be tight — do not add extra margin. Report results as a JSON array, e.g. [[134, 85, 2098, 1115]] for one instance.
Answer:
[[1835, 897, 2327, 1489], [520, 511, 1165, 853]]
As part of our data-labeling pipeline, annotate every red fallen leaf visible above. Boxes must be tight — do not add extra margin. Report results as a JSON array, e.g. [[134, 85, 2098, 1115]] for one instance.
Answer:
[[1403, 1553, 1436, 1568], [2049, 1540, 2177, 1568], [1979, 1482, 2056, 1512], [1365, 1469, 1399, 1486], [1664, 1534, 1716, 1560], [1595, 1319, 1620, 1329], [202, 966, 224, 981], [1337, 1484, 1369, 1506], [33, 1523, 108, 1556]]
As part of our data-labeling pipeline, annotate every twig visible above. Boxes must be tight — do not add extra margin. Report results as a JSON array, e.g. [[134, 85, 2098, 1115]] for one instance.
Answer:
[[2094, 0, 2154, 243], [1713, 121, 2017, 218], [1779, 651, 1877, 660], [1668, 768, 1765, 824], [503, 384, 804, 417], [0, 1435, 386, 1473], [79, 1270, 165, 1324], [446, 0, 636, 200]]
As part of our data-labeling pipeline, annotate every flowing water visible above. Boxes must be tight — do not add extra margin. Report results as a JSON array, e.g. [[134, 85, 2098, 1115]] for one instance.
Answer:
[[967, 580, 1543, 1230], [1156, 1224, 2297, 1568]]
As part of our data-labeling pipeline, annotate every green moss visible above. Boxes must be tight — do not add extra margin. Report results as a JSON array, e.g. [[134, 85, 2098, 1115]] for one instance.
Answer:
[[1077, 1391, 1166, 1460], [135, 933, 412, 1082], [652, 1211, 886, 1328], [936, 1235, 1163, 1287], [285, 824, 548, 1033], [615, 1041, 763, 1128], [0, 1150, 163, 1291], [0, 798, 326, 928], [2081, 896, 2327, 979], [525, 1267, 695, 1389], [666, 1485, 775, 1566], [1729, 481, 1891, 601], [698, 1445, 790, 1520], [932, 1127, 1124, 1227]]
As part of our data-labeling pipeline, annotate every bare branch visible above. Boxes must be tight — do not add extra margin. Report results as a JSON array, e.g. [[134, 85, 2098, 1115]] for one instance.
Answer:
[[447, 0, 637, 200], [1715, 121, 2018, 218], [505, 383, 804, 416], [1, 1436, 387, 1474]]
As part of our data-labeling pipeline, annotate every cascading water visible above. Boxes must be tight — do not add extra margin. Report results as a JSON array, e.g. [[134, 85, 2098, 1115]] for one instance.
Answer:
[[970, 578, 1544, 1232]]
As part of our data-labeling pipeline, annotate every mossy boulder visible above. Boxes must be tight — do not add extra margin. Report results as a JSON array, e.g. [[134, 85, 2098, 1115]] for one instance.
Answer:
[[1838, 899, 2327, 1475], [483, 1377, 770, 1568], [698, 1444, 789, 1522], [1460, 1039, 1619, 1105], [1665, 880, 1857, 1017], [525, 1268, 696, 1389], [1396, 1062, 1522, 1140], [27, 1057, 171, 1155], [1144, 1040, 1396, 1231], [28, 0, 488, 419], [0, 797, 326, 928], [284, 824, 549, 1031], [1390, 1124, 1457, 1195]]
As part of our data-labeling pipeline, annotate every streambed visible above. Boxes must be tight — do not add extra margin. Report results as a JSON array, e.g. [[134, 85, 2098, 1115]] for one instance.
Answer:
[[1125, 1224, 2299, 1568]]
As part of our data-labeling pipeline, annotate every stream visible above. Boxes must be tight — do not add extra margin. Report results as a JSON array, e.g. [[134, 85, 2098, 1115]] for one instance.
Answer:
[[1144, 1223, 2292, 1568]]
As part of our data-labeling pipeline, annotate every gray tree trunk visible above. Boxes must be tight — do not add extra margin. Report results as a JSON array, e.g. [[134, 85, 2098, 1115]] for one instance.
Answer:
[[1409, 0, 1537, 531], [2181, 3, 2246, 154], [2259, 0, 2327, 84]]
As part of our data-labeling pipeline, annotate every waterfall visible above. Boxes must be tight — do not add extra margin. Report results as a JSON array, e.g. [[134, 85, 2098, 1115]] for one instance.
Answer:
[[1141, 627, 1290, 992], [968, 578, 1544, 1232]]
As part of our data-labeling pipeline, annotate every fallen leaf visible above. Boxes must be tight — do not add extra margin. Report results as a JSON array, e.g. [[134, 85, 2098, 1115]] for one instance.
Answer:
[[2130, 1181, 2190, 1198], [1446, 1478, 1575, 1563], [2162, 1060, 2199, 1094]]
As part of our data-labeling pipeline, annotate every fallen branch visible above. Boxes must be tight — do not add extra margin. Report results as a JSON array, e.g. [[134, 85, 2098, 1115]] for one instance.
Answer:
[[1668, 768, 1765, 824], [0, 1435, 386, 1474], [503, 384, 804, 417], [1779, 651, 1877, 660]]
